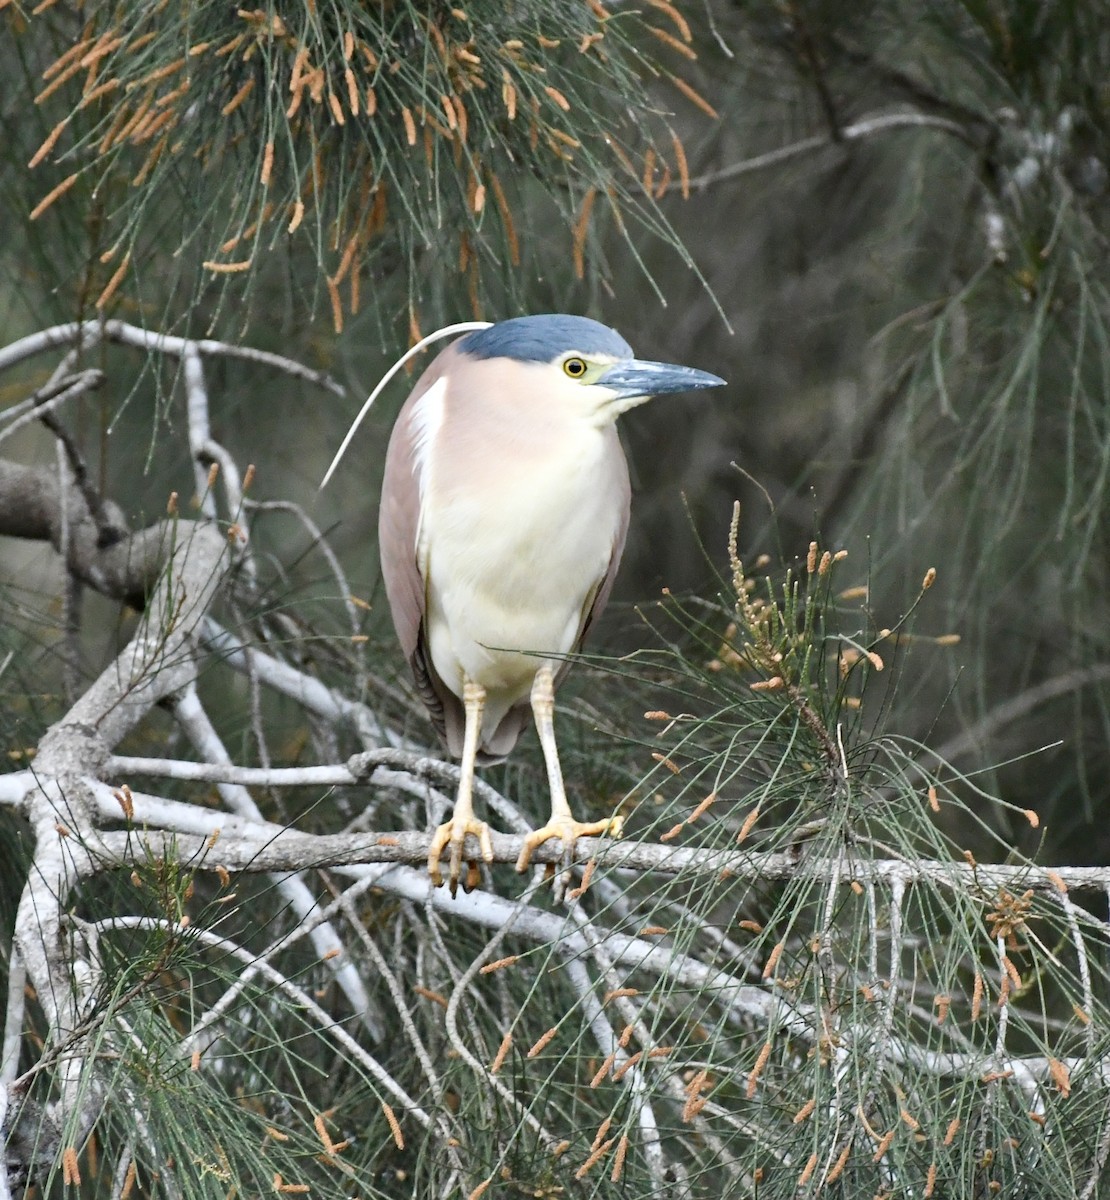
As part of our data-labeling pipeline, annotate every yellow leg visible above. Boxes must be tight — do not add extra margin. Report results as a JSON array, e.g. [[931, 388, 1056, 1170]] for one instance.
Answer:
[[515, 664, 622, 892], [428, 677, 494, 896]]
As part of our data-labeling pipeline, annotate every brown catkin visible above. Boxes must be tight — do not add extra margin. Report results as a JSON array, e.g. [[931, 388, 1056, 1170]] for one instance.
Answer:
[[95, 251, 131, 308], [745, 1042, 772, 1098], [688, 793, 717, 821], [526, 1026, 558, 1058], [681, 1069, 708, 1121], [671, 131, 690, 198], [412, 985, 448, 1009], [575, 1138, 615, 1179], [490, 1031, 512, 1075], [1002, 955, 1022, 989], [35, 54, 87, 105], [652, 160, 672, 200], [648, 0, 692, 40], [612, 1051, 642, 1082], [797, 1152, 818, 1186], [737, 806, 761, 842], [761, 941, 784, 979], [30, 171, 79, 219], [202, 259, 252, 273], [43, 37, 94, 80], [381, 1102, 404, 1149], [670, 73, 718, 117], [972, 971, 984, 1021], [487, 171, 519, 266], [119, 1159, 137, 1199], [325, 276, 343, 332], [62, 1147, 81, 1186], [1048, 1057, 1071, 1097], [825, 1140, 852, 1184], [221, 78, 254, 116], [81, 77, 122, 107], [590, 1051, 616, 1088], [871, 1130, 895, 1161], [28, 118, 68, 168], [646, 23, 697, 58], [793, 1098, 816, 1124], [611, 1134, 629, 1182], [260, 139, 274, 186], [343, 66, 358, 114], [603, 988, 638, 1003], [567, 856, 595, 899], [652, 752, 681, 774], [591, 1117, 612, 1151], [544, 85, 570, 110], [572, 186, 597, 280], [480, 956, 518, 974], [502, 72, 517, 120]]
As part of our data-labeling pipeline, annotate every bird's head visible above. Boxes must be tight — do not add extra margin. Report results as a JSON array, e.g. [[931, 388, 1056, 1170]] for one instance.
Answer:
[[457, 314, 725, 424]]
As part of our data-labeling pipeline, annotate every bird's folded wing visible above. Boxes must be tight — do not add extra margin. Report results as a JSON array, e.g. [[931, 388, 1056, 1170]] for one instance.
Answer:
[[378, 357, 456, 748]]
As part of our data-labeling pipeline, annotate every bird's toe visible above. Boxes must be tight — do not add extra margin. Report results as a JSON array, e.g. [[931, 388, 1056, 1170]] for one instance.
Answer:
[[427, 816, 496, 896], [514, 814, 623, 877]]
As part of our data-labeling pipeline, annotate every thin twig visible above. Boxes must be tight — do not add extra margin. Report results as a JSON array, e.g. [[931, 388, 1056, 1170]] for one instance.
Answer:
[[0, 321, 344, 395], [0, 370, 105, 449], [690, 111, 975, 191]]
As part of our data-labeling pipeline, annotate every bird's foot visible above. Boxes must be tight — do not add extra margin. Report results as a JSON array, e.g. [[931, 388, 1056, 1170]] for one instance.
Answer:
[[427, 815, 495, 897], [515, 814, 624, 899]]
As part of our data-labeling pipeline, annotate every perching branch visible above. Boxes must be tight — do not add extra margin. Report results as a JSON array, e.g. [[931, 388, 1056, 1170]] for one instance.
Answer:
[[82, 819, 1110, 897]]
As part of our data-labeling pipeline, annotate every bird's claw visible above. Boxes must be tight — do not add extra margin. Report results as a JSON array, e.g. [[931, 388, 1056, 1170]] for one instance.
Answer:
[[515, 815, 623, 900], [428, 816, 494, 897]]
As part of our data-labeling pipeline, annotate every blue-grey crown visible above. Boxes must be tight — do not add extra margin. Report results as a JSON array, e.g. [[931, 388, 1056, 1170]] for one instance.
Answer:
[[458, 315, 633, 364]]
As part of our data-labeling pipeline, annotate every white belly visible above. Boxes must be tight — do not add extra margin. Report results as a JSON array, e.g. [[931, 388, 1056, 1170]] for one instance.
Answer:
[[422, 428, 621, 718]]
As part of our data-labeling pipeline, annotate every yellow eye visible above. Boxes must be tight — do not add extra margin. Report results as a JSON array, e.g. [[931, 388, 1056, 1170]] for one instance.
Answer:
[[563, 356, 588, 379]]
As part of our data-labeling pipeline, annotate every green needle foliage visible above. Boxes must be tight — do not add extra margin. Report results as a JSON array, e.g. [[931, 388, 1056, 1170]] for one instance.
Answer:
[[7, 509, 1109, 1198], [7, 0, 712, 329]]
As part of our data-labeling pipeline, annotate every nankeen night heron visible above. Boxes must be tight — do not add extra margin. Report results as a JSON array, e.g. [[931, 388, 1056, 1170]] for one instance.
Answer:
[[327, 314, 725, 895]]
